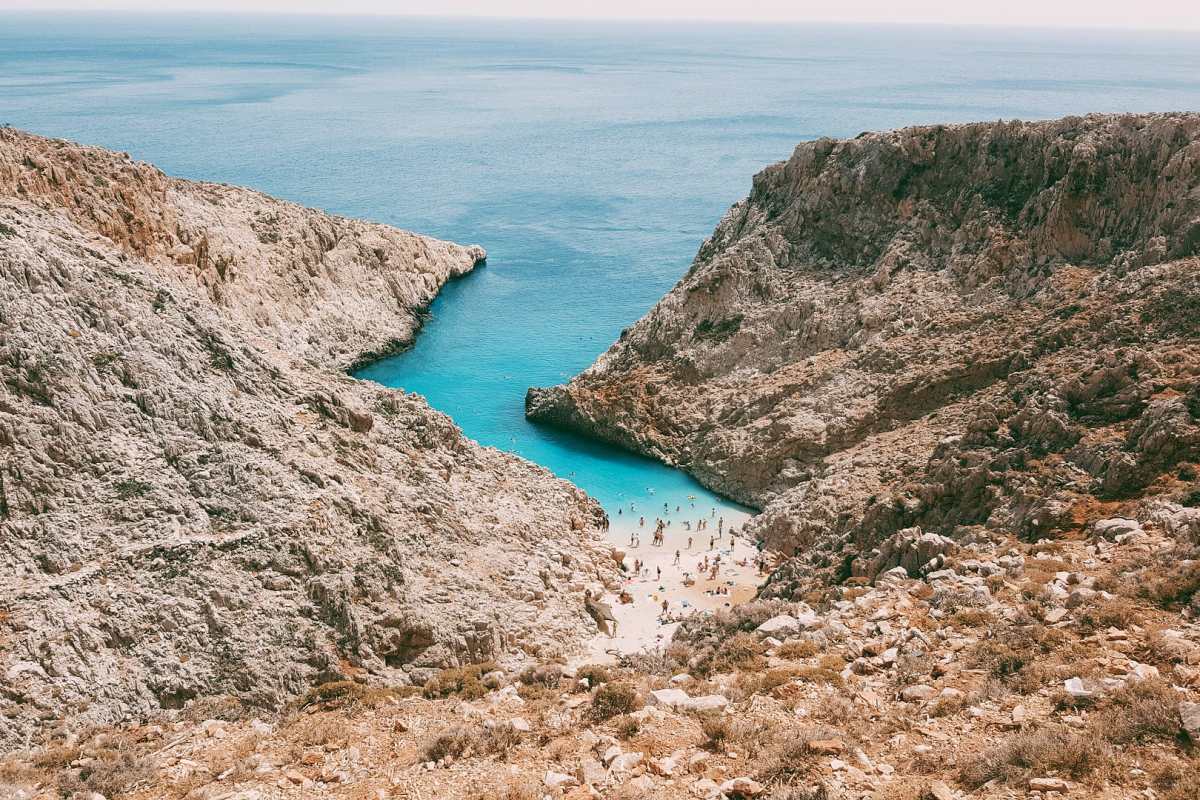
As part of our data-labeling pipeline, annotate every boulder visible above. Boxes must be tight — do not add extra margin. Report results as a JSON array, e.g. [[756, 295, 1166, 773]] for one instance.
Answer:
[[719, 777, 765, 797], [1091, 517, 1141, 540], [1181, 701, 1200, 740], [900, 684, 937, 702]]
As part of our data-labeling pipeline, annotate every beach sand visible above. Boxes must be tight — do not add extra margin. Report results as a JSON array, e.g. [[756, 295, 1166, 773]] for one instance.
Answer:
[[577, 503, 761, 664]]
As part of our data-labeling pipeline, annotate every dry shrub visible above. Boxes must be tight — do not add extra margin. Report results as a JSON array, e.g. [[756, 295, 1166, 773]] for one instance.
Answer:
[[424, 661, 497, 700], [696, 713, 776, 758], [893, 650, 933, 687], [757, 737, 819, 786], [203, 732, 260, 784], [516, 682, 558, 704], [1152, 756, 1200, 800], [423, 725, 481, 762], [950, 607, 995, 628], [928, 691, 969, 718], [791, 655, 845, 687], [732, 666, 805, 700], [811, 694, 854, 723], [55, 743, 156, 799], [967, 626, 1063, 693], [613, 714, 641, 739], [1077, 597, 1144, 632], [621, 648, 684, 676], [468, 778, 541, 800], [712, 632, 767, 673], [30, 743, 81, 770], [576, 664, 613, 687], [481, 723, 523, 758], [296, 713, 346, 747], [699, 714, 731, 751], [671, 599, 793, 675], [1140, 562, 1200, 609], [588, 681, 641, 722], [770, 784, 831, 800], [181, 694, 255, 722], [958, 724, 1111, 787], [1090, 678, 1182, 744], [775, 640, 820, 660]]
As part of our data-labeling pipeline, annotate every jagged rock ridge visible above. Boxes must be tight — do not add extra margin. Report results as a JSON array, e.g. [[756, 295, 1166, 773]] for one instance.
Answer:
[[0, 129, 617, 752]]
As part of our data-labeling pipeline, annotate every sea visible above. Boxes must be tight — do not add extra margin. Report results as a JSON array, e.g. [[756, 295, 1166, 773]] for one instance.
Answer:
[[4, 12, 1199, 523]]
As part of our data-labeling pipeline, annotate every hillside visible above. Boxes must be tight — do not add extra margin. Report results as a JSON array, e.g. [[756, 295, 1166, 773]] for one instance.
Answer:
[[0, 129, 618, 753]]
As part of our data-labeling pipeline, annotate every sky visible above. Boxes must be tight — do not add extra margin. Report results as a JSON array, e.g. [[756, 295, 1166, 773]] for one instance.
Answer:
[[2, 0, 1198, 31]]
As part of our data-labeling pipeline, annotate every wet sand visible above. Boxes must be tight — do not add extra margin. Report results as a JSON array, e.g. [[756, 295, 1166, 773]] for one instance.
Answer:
[[578, 503, 761, 664]]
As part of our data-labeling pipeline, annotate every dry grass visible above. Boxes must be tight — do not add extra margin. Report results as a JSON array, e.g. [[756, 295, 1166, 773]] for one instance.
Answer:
[[294, 713, 347, 747], [1077, 596, 1145, 632], [950, 607, 996, 628], [55, 736, 158, 799], [756, 737, 820, 786], [790, 655, 845, 687], [1089, 678, 1183, 744], [967, 625, 1066, 693], [957, 724, 1113, 788], [300, 680, 419, 711], [467, 778, 542, 800], [775, 640, 820, 660]]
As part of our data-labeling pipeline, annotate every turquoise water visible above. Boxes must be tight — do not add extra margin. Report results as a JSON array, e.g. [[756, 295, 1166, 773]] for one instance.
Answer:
[[5, 14, 1200, 518]]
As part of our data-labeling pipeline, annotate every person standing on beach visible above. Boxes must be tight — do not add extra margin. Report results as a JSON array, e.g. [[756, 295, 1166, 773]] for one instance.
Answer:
[[673, 550, 680, 565], [709, 536, 714, 550]]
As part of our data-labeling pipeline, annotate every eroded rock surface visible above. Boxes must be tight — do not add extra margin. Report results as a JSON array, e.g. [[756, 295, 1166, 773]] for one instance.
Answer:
[[526, 112, 1200, 596], [0, 129, 617, 751]]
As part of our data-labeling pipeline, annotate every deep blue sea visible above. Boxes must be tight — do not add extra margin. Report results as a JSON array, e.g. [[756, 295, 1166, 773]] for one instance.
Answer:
[[5, 13, 1200, 520]]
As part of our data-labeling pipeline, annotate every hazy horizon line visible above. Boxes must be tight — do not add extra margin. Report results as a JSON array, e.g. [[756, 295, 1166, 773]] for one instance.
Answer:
[[3, 7, 1200, 34]]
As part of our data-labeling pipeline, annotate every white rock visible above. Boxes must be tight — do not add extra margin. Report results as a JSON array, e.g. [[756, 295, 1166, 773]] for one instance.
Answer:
[[609, 752, 643, 773], [544, 770, 577, 789]]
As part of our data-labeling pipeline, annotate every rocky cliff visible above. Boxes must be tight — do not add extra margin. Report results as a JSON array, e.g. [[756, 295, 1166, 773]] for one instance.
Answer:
[[0, 129, 617, 752], [527, 113, 1200, 595]]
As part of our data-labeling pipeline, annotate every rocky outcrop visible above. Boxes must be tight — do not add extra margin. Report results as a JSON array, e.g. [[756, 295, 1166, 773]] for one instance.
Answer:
[[0, 129, 617, 751], [526, 113, 1200, 594], [0, 129, 485, 370]]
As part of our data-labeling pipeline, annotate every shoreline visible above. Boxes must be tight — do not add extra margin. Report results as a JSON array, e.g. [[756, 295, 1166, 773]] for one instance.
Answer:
[[578, 500, 763, 664]]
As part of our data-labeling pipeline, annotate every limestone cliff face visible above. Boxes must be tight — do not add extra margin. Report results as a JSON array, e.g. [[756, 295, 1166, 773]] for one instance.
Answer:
[[0, 129, 616, 751], [528, 113, 1200, 591]]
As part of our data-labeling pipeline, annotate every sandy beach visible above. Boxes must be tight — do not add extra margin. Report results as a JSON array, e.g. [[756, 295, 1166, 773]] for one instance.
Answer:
[[578, 501, 762, 664]]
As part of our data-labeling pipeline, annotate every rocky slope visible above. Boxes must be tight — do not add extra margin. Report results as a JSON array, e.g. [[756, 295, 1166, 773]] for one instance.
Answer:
[[527, 113, 1200, 595], [4, 518, 1197, 800], [0, 128, 618, 753]]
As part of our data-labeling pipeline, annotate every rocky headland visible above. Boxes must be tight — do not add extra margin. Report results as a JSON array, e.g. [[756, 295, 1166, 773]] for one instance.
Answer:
[[0, 128, 619, 753], [527, 112, 1200, 594]]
